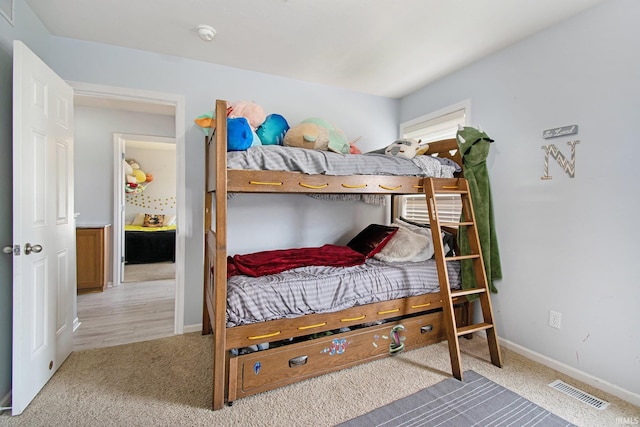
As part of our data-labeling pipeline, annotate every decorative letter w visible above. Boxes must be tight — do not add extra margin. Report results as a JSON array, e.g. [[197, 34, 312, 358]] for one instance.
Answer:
[[541, 140, 580, 180]]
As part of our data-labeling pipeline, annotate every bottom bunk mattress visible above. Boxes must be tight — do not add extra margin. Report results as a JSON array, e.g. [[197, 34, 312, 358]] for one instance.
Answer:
[[226, 258, 460, 327]]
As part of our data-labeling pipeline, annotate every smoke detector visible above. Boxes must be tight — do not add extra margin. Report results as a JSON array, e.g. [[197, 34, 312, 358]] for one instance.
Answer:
[[196, 25, 216, 41]]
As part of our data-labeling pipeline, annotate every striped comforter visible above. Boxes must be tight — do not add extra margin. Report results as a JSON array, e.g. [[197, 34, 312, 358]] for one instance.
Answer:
[[226, 258, 460, 327], [227, 145, 459, 177]]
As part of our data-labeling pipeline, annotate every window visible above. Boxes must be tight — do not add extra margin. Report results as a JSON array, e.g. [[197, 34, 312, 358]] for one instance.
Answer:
[[396, 101, 468, 225]]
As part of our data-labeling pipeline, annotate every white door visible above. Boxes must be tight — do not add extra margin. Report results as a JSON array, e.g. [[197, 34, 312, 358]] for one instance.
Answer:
[[12, 41, 75, 416]]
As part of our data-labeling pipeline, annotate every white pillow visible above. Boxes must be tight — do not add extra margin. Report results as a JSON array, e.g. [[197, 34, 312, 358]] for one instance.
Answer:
[[373, 225, 434, 262], [384, 138, 421, 159], [165, 215, 177, 226]]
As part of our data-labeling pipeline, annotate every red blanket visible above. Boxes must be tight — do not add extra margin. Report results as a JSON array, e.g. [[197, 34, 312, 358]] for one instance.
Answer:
[[227, 244, 366, 278]]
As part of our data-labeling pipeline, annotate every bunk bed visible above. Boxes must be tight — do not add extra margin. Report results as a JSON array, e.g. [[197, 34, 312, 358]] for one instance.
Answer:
[[203, 99, 473, 410]]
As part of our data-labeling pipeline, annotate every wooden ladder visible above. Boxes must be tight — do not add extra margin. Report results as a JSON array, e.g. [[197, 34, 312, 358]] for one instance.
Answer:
[[424, 177, 502, 381]]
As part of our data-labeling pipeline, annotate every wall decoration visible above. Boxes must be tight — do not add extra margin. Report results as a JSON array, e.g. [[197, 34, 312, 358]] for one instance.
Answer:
[[541, 140, 580, 180], [0, 0, 14, 25], [126, 194, 176, 211], [543, 124, 578, 139]]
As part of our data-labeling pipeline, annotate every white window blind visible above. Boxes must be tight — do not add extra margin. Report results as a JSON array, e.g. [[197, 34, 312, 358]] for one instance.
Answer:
[[401, 193, 462, 226], [403, 109, 466, 144], [398, 104, 467, 225]]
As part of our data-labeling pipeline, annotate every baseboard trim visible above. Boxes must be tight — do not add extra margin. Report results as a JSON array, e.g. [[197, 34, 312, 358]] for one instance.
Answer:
[[498, 336, 640, 407], [0, 390, 11, 413], [183, 323, 202, 334]]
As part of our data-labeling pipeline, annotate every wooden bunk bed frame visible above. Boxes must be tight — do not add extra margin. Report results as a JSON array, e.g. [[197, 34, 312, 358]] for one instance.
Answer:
[[202, 99, 475, 410]]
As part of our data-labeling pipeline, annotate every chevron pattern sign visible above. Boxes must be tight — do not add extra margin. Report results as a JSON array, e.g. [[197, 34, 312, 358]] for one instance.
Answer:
[[541, 140, 580, 180]]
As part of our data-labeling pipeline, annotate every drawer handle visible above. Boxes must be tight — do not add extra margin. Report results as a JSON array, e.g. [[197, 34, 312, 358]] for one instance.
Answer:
[[247, 331, 281, 340], [299, 182, 329, 189], [249, 181, 283, 186], [341, 183, 367, 189], [379, 184, 402, 191], [289, 355, 308, 368], [341, 315, 366, 322], [377, 308, 400, 315], [297, 322, 327, 330], [410, 302, 431, 309], [421, 325, 433, 334]]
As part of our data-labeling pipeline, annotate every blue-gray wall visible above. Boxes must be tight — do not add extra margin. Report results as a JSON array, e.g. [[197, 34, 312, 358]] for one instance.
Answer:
[[74, 105, 175, 226], [400, 0, 639, 398]]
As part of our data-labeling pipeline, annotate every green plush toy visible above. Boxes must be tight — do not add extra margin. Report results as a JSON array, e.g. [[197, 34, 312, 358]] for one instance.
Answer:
[[283, 118, 351, 154], [456, 126, 502, 294]]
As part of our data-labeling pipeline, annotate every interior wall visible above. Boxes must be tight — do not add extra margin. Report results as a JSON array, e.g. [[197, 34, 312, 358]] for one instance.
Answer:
[[400, 0, 639, 398], [74, 105, 175, 227]]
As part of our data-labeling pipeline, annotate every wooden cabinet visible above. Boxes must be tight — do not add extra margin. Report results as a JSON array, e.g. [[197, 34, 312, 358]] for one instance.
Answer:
[[76, 225, 110, 293]]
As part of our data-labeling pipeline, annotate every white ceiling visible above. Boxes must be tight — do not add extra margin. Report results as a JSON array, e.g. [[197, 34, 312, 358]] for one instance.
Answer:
[[27, 0, 604, 99]]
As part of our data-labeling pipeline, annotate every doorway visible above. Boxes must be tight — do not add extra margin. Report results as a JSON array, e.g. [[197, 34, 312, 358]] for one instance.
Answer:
[[69, 81, 186, 349], [116, 135, 177, 285]]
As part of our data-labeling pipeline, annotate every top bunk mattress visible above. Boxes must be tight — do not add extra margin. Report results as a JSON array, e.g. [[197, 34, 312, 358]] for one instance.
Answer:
[[226, 257, 460, 328], [226, 145, 460, 178]]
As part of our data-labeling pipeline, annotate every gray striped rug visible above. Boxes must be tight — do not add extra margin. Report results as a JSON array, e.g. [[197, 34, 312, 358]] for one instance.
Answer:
[[339, 371, 575, 427]]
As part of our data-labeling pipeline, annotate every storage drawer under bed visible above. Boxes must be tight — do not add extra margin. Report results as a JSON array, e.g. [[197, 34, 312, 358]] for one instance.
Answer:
[[227, 310, 448, 402]]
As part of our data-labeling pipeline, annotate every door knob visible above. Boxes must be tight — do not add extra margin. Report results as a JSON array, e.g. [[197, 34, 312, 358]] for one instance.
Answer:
[[24, 243, 43, 255], [3, 245, 14, 254]]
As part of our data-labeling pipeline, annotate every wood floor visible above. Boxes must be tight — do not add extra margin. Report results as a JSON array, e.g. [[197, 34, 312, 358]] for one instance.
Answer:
[[73, 275, 175, 351]]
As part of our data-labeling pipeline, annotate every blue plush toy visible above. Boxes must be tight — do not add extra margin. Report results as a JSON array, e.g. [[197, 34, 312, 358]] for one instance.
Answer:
[[227, 117, 254, 151], [256, 113, 290, 145]]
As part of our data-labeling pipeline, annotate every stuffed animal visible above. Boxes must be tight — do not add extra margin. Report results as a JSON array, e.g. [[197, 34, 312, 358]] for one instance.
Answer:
[[283, 118, 350, 154], [125, 159, 153, 193], [227, 117, 254, 151], [193, 111, 216, 136], [194, 111, 257, 151], [384, 138, 422, 159], [227, 100, 266, 130], [349, 137, 362, 154], [256, 113, 290, 145]]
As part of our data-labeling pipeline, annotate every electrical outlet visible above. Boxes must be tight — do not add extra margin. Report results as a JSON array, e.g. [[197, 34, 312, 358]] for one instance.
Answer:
[[549, 310, 562, 329]]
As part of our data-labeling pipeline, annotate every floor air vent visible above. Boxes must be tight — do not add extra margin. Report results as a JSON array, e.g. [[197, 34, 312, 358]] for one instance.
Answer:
[[548, 380, 610, 410]]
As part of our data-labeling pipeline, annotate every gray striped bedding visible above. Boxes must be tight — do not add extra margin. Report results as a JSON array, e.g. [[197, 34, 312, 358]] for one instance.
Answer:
[[226, 258, 461, 327], [226, 145, 458, 177]]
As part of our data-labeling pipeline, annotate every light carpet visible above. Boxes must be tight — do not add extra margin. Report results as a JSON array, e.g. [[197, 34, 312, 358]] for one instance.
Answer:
[[123, 262, 175, 282], [338, 370, 575, 426], [0, 334, 637, 426]]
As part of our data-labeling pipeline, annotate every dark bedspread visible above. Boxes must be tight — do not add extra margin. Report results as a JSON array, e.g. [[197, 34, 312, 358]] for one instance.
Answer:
[[227, 244, 365, 278]]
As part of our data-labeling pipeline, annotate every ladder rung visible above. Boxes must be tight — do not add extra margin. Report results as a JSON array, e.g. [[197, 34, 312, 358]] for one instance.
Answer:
[[450, 288, 486, 298], [433, 189, 468, 195], [446, 254, 480, 261], [456, 322, 494, 337], [440, 221, 474, 227]]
